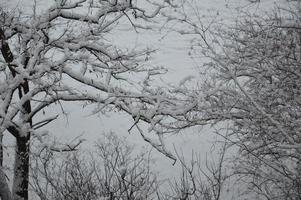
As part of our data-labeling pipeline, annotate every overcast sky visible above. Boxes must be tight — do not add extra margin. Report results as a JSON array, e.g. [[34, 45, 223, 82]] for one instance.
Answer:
[[1, 0, 284, 198]]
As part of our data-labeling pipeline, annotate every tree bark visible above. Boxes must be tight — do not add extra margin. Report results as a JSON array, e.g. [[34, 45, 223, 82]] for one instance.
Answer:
[[0, 167, 12, 200], [1, 27, 32, 200], [12, 136, 30, 200], [0, 131, 3, 167]]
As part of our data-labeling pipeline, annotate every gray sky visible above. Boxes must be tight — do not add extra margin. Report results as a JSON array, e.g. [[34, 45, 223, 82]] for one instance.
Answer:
[[1, 0, 284, 198]]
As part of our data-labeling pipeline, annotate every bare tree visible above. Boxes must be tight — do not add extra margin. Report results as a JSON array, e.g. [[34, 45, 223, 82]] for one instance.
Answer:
[[0, 0, 194, 199], [30, 132, 158, 200], [158, 142, 228, 200], [30, 131, 231, 200]]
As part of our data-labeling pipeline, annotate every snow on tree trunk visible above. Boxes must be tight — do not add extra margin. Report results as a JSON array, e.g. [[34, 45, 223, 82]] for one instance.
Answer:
[[12, 136, 30, 200]]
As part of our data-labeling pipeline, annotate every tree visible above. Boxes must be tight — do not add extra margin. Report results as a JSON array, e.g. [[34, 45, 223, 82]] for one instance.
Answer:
[[163, 0, 301, 199], [0, 1, 191, 199], [30, 131, 232, 200], [160, 142, 228, 200], [30, 132, 158, 200]]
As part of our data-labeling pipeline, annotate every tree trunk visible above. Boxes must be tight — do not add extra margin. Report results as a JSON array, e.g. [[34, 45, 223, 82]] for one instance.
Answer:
[[1, 25, 32, 200], [12, 136, 30, 200], [0, 131, 3, 167], [0, 167, 12, 200]]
